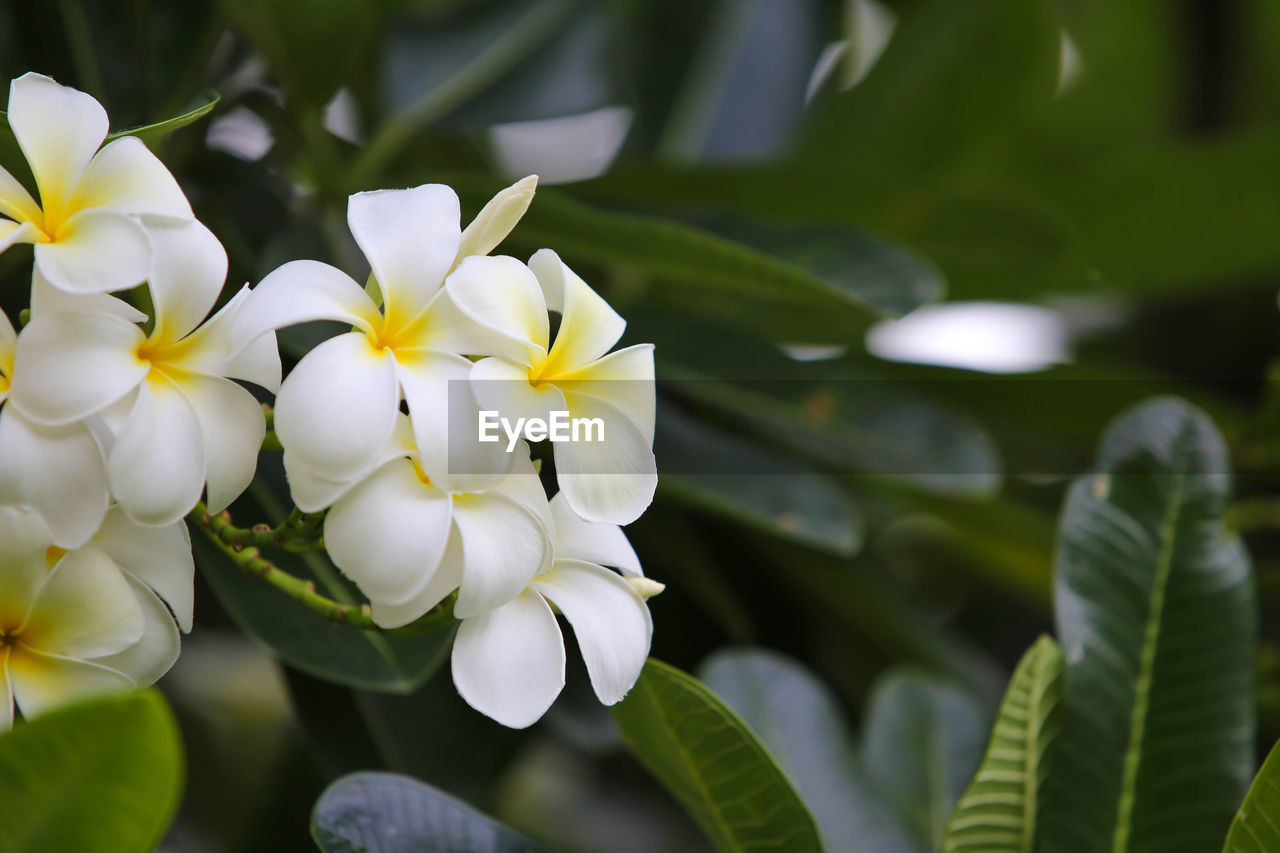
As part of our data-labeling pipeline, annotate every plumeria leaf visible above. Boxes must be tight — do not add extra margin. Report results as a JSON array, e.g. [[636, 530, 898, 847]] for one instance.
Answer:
[[105, 91, 221, 144], [610, 658, 823, 853], [0, 690, 184, 853], [943, 635, 1066, 852], [1041, 397, 1256, 852], [1222, 739, 1280, 852], [311, 771, 551, 853]]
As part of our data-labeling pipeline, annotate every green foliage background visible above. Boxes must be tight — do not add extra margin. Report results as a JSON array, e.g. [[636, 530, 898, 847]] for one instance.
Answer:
[[4, 0, 1280, 850]]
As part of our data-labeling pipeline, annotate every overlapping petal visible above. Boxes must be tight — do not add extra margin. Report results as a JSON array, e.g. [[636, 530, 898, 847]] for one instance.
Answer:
[[0, 506, 54, 629], [450, 491, 547, 619], [0, 410, 109, 548], [555, 392, 657, 525], [90, 576, 180, 685], [21, 547, 144, 661], [33, 209, 151, 294], [469, 356, 566, 426], [181, 372, 266, 513], [233, 259, 381, 347], [549, 494, 642, 576], [92, 509, 194, 632], [69, 136, 192, 220], [555, 344, 656, 443], [446, 255, 548, 363], [107, 375, 206, 526], [146, 218, 227, 344], [8, 651, 134, 719], [530, 249, 626, 375], [8, 72, 107, 221]]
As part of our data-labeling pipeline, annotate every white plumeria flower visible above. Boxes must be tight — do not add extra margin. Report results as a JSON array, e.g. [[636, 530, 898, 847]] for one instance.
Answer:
[[447, 249, 656, 524], [452, 493, 652, 729], [320, 416, 552, 626], [8, 218, 281, 526], [0, 73, 193, 293], [0, 307, 111, 548], [0, 504, 188, 730], [232, 176, 538, 495]]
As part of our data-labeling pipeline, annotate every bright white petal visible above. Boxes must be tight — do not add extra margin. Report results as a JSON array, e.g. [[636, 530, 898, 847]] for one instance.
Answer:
[[9, 650, 134, 719], [370, 527, 464, 629], [8, 73, 107, 219], [556, 344, 655, 443], [533, 559, 652, 704], [91, 576, 180, 685], [0, 163, 41, 224], [396, 348, 513, 493], [549, 493, 642, 576], [530, 249, 625, 374], [34, 209, 151, 294], [0, 219, 41, 253], [324, 458, 453, 606], [282, 416, 415, 512], [180, 373, 265, 513], [92, 508, 194, 632], [9, 311, 147, 425], [274, 331, 399, 480], [69, 136, 192, 220], [146, 218, 226, 343], [445, 255, 548, 361], [555, 392, 657, 525], [469, 356, 565, 427], [451, 492, 548, 619], [0, 410, 109, 549], [173, 286, 281, 392], [452, 590, 564, 729], [0, 505, 54, 629], [234, 259, 380, 348], [29, 267, 146, 323], [347, 185, 461, 325], [22, 546, 144, 660], [108, 374, 206, 526], [453, 175, 537, 267]]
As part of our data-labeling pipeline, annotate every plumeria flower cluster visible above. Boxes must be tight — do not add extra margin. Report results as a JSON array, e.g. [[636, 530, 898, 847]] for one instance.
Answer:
[[0, 71, 659, 732]]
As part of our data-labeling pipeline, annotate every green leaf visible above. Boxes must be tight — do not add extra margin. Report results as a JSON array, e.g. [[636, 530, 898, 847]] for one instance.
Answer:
[[1222, 739, 1280, 852], [611, 658, 823, 853], [944, 635, 1066, 852], [1042, 397, 1256, 852], [861, 669, 988, 851], [312, 771, 550, 852], [699, 648, 918, 853], [0, 690, 184, 853], [105, 90, 220, 144]]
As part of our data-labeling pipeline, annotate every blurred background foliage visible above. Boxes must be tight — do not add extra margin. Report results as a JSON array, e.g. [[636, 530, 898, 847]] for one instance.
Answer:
[[4, 0, 1280, 850]]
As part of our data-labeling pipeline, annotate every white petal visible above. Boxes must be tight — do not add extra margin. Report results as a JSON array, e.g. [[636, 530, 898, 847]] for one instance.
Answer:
[[34, 209, 151, 294], [146, 218, 226, 343], [549, 493, 642, 576], [445, 255, 548, 362], [234, 259, 380, 348], [0, 219, 41, 253], [92, 508, 194, 632], [22, 546, 144, 660], [555, 392, 657, 525], [530, 249, 625, 374], [9, 650, 133, 720], [69, 136, 192, 220], [274, 331, 399, 480], [451, 590, 564, 729], [556, 344, 655, 443], [453, 175, 538, 267], [0, 410, 109, 549], [282, 415, 415, 512], [29, 266, 146, 323], [181, 373, 265, 513], [0, 505, 54, 629], [173, 286, 281, 392], [8, 73, 107, 219], [395, 347, 513, 493], [9, 310, 147, 425], [451, 491, 548, 619], [533, 559, 652, 704], [403, 287, 529, 359], [370, 527, 464, 629], [324, 458, 453, 605], [0, 162, 41, 224], [469, 356, 566, 426], [108, 374, 206, 526], [347, 185, 461, 326], [91, 575, 180, 685]]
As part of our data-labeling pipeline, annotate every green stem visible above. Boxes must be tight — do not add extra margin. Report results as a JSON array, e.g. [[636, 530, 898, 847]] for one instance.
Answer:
[[190, 501, 456, 635], [199, 500, 324, 554], [348, 0, 574, 187]]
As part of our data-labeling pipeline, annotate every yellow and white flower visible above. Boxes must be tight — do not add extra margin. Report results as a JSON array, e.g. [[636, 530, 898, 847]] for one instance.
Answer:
[[0, 504, 191, 729], [8, 218, 280, 526], [447, 249, 656, 524], [0, 73, 193, 294], [451, 494, 652, 728]]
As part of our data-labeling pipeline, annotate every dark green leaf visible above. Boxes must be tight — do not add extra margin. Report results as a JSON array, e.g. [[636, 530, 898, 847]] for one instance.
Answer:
[[105, 90, 220, 144], [1222, 739, 1280, 852], [0, 690, 184, 853], [611, 658, 823, 853], [699, 648, 918, 853], [944, 635, 1066, 852], [1042, 397, 1256, 852], [312, 771, 550, 853]]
